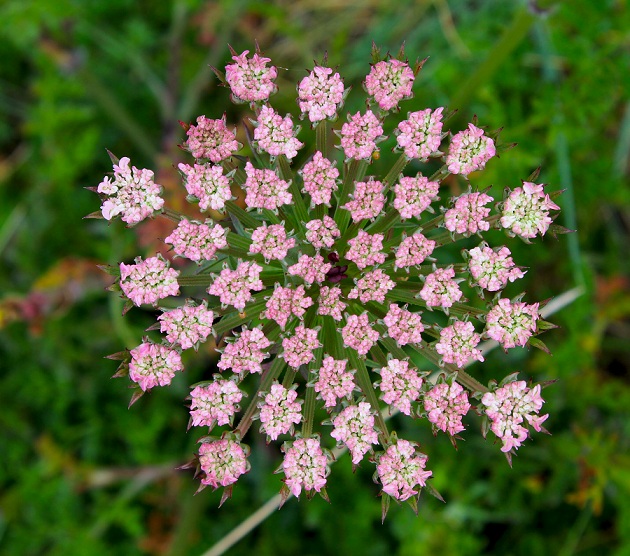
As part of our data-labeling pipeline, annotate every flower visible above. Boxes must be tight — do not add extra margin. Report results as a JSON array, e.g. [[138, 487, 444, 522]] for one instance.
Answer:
[[120, 255, 180, 307], [485, 298, 539, 349], [501, 182, 560, 239], [435, 320, 484, 368], [98, 45, 561, 507], [298, 66, 345, 122], [281, 437, 329, 497], [396, 108, 444, 160], [376, 359, 423, 416], [158, 302, 214, 350], [376, 439, 432, 501], [446, 124, 496, 176], [330, 402, 379, 464], [183, 115, 239, 162], [340, 110, 384, 160], [129, 342, 183, 391], [98, 156, 164, 224], [365, 59, 415, 111], [225, 50, 277, 103], [424, 381, 471, 436], [467, 245, 525, 291], [199, 439, 250, 487], [164, 219, 228, 262], [190, 378, 243, 428], [481, 381, 548, 452], [258, 383, 303, 440], [254, 106, 303, 160]]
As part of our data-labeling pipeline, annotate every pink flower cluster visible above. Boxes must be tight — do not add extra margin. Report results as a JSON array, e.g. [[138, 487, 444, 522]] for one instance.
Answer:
[[264, 285, 313, 329], [419, 267, 462, 309], [383, 304, 425, 345], [282, 325, 320, 369], [346, 230, 386, 269], [330, 402, 379, 464], [485, 298, 539, 349], [340, 110, 384, 160], [501, 182, 560, 239], [199, 439, 250, 488], [300, 151, 339, 206], [225, 50, 277, 103], [446, 124, 496, 176], [468, 245, 525, 291], [158, 303, 214, 350], [98, 157, 164, 224], [314, 356, 355, 408], [98, 45, 562, 509], [183, 115, 239, 162], [254, 106, 303, 159], [281, 437, 329, 497], [298, 66, 345, 122], [343, 179, 385, 221], [244, 163, 292, 211], [258, 383, 303, 440], [396, 108, 444, 160], [435, 320, 484, 368], [218, 327, 271, 376], [444, 191, 493, 235], [365, 59, 415, 111], [120, 255, 180, 307], [424, 381, 471, 436], [208, 261, 263, 311], [190, 379, 243, 428], [393, 174, 440, 219], [178, 163, 232, 212], [376, 440, 432, 501], [377, 359, 423, 415], [129, 342, 183, 391], [395, 232, 436, 270], [482, 381, 548, 452], [249, 223, 296, 262], [164, 219, 228, 262]]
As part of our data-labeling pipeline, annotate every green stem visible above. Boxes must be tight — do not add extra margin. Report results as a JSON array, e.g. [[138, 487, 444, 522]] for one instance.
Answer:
[[316, 120, 329, 159], [366, 209, 400, 235], [161, 207, 184, 222], [347, 348, 389, 445], [382, 153, 408, 189], [334, 159, 367, 233], [226, 200, 261, 229], [234, 355, 286, 438]]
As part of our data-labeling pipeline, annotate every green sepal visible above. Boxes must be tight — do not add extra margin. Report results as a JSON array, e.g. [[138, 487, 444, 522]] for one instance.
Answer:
[[528, 337, 551, 354]]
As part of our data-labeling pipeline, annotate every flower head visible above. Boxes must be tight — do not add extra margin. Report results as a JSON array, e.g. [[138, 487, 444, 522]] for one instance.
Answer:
[[282, 437, 329, 497], [298, 66, 345, 122], [199, 439, 250, 487], [376, 439, 432, 501], [330, 402, 379, 464], [120, 255, 180, 307], [446, 124, 496, 176], [424, 381, 471, 436], [225, 50, 277, 103], [396, 108, 444, 160], [98, 157, 164, 224], [98, 45, 561, 507], [365, 59, 415, 111], [183, 115, 239, 162], [481, 381, 548, 452], [340, 110, 384, 160], [501, 182, 560, 239], [129, 342, 183, 391]]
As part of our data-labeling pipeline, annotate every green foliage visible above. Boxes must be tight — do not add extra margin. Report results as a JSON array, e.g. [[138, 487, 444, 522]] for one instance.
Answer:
[[1, 0, 629, 554]]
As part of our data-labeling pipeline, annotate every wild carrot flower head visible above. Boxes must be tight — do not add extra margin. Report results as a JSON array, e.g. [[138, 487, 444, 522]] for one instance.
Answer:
[[96, 45, 562, 511]]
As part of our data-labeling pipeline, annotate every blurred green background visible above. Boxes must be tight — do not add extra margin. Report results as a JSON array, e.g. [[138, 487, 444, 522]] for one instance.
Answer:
[[1, 0, 629, 554]]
